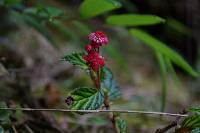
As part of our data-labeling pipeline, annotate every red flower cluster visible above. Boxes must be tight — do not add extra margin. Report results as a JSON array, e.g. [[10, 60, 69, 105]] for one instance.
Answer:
[[83, 31, 108, 71], [88, 31, 108, 48], [83, 51, 105, 71]]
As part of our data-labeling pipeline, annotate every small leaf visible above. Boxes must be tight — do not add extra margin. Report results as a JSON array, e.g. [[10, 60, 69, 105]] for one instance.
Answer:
[[130, 29, 199, 77], [79, 0, 121, 18], [62, 52, 88, 69], [106, 14, 165, 26], [101, 67, 121, 101], [116, 117, 127, 133], [67, 87, 104, 110]]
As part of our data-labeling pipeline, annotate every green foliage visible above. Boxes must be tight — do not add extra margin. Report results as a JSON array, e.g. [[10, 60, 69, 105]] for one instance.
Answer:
[[2, 0, 21, 6], [79, 0, 121, 18], [24, 6, 64, 20], [130, 29, 199, 77], [167, 18, 190, 35], [155, 52, 167, 111], [67, 87, 104, 110], [101, 67, 121, 101], [165, 58, 181, 87], [106, 14, 165, 26], [179, 115, 200, 132], [0, 102, 11, 126], [188, 107, 200, 115], [116, 117, 127, 133], [62, 52, 88, 70]]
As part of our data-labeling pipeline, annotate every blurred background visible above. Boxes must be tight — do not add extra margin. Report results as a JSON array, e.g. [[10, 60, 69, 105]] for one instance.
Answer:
[[0, 0, 200, 132]]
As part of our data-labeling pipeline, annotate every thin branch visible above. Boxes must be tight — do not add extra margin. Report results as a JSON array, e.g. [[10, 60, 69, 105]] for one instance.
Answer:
[[155, 109, 188, 133], [0, 108, 188, 117]]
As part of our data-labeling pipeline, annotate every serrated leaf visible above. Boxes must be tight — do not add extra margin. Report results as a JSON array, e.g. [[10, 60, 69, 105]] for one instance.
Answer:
[[130, 29, 199, 77], [101, 67, 121, 101], [116, 117, 127, 133], [181, 115, 200, 130], [79, 0, 121, 18], [67, 87, 104, 110], [106, 14, 165, 26], [62, 53, 88, 69]]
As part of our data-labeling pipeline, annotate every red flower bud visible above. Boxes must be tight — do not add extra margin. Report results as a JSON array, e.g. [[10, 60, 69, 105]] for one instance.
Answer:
[[88, 31, 108, 47], [84, 44, 92, 52], [82, 51, 105, 71]]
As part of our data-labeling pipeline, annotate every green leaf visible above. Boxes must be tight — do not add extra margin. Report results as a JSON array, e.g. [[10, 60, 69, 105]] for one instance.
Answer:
[[106, 14, 165, 26], [24, 6, 64, 20], [130, 29, 199, 77], [79, 0, 121, 18], [3, 0, 21, 6], [155, 52, 167, 112], [0, 102, 11, 125], [116, 117, 127, 133], [101, 67, 121, 101], [67, 87, 104, 110], [188, 107, 200, 115], [181, 115, 200, 130], [165, 58, 181, 87], [62, 52, 88, 70], [167, 18, 190, 35]]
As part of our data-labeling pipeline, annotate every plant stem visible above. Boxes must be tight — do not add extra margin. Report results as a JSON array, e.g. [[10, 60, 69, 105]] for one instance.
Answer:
[[0, 108, 188, 117], [97, 69, 100, 89], [103, 91, 118, 133], [155, 109, 188, 133], [89, 70, 98, 88]]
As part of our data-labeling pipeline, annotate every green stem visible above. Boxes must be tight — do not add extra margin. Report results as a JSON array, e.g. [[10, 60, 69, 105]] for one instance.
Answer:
[[155, 51, 168, 112], [103, 90, 118, 133]]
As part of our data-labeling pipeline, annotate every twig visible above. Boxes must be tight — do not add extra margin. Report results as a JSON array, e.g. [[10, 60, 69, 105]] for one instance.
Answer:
[[0, 108, 188, 117], [12, 124, 18, 133], [155, 109, 188, 133], [25, 124, 34, 133], [156, 121, 177, 133]]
